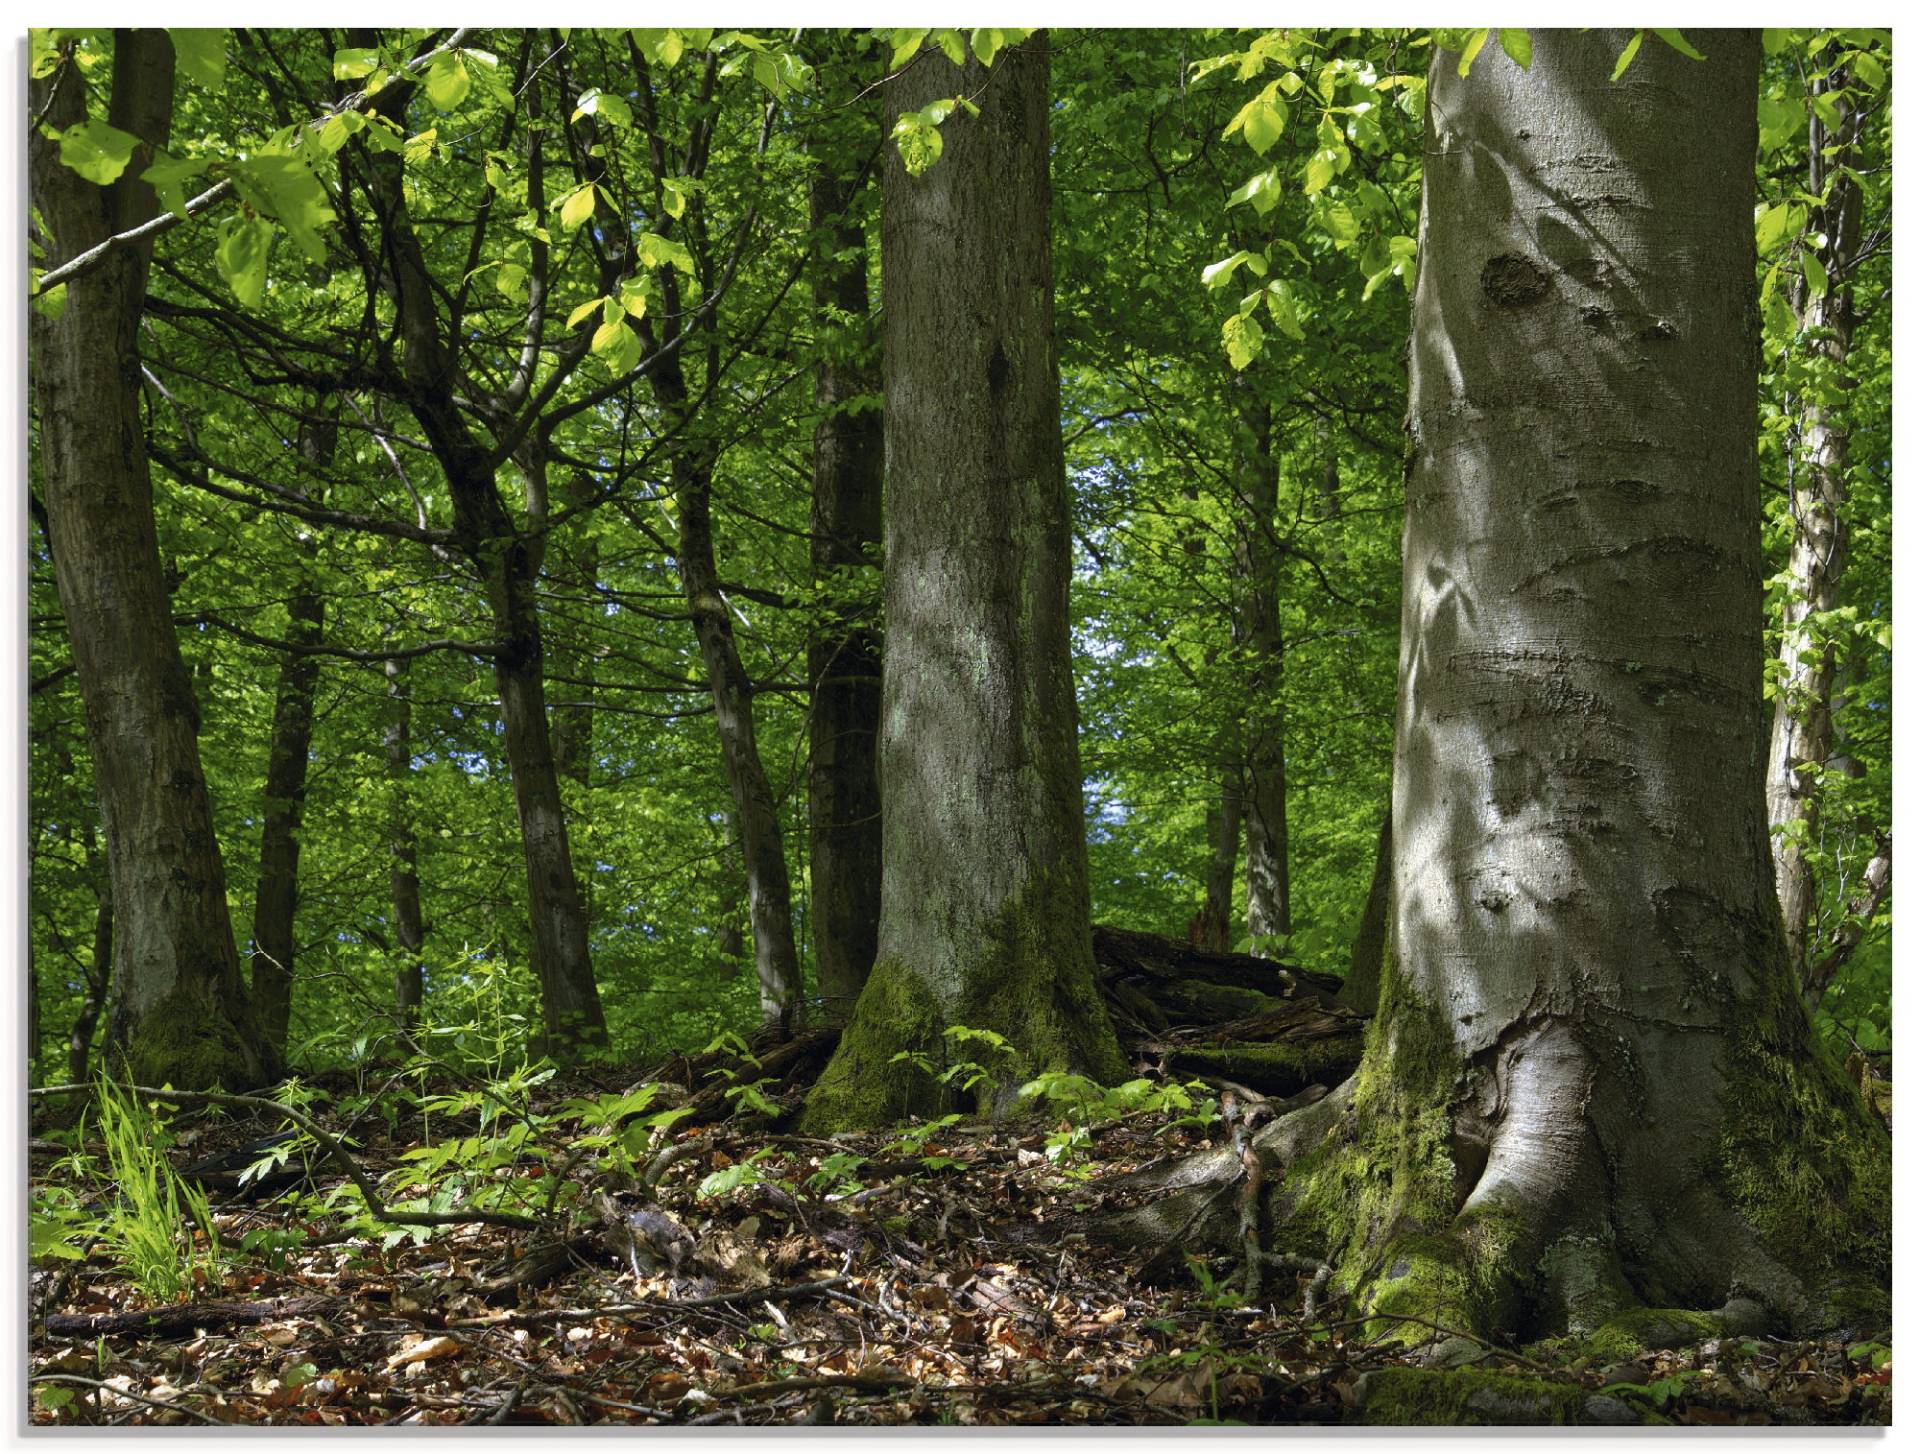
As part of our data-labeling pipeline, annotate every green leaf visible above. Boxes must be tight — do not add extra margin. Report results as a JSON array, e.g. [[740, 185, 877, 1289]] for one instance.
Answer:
[[557, 183, 598, 232], [1241, 99, 1286, 156], [572, 88, 632, 127], [1652, 29, 1707, 61], [1457, 29, 1489, 78], [1303, 150, 1337, 195], [638, 231, 695, 275], [425, 53, 471, 111], [1499, 30, 1532, 69], [1223, 311, 1265, 371], [215, 214, 273, 307], [1610, 31, 1645, 82], [892, 115, 943, 176], [1850, 49, 1886, 91], [57, 119, 142, 186], [971, 29, 1006, 67], [660, 176, 689, 220], [332, 46, 380, 80], [230, 153, 334, 262], [1227, 168, 1281, 217], [494, 262, 527, 301], [591, 315, 643, 374], [140, 152, 209, 220], [1201, 250, 1254, 289], [1800, 249, 1829, 301], [1754, 202, 1794, 254], [1264, 280, 1304, 340], [171, 29, 226, 91], [632, 28, 684, 69], [935, 29, 967, 67], [888, 29, 928, 70]]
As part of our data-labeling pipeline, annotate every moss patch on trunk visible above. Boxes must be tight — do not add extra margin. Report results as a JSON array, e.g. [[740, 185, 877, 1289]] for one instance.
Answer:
[[1357, 1367, 1661, 1425], [123, 984, 278, 1091]]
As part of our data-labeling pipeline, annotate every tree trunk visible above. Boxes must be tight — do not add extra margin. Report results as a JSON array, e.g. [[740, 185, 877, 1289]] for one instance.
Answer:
[[384, 658, 426, 1032], [1306, 30, 1885, 1340], [1764, 56, 1864, 984], [549, 473, 599, 926], [1230, 389, 1290, 940], [1338, 810, 1391, 1015], [1194, 770, 1242, 952], [806, 60, 886, 1025], [248, 423, 331, 1054], [29, 30, 277, 1090], [671, 445, 804, 1033], [365, 82, 606, 1061], [802, 34, 1127, 1130]]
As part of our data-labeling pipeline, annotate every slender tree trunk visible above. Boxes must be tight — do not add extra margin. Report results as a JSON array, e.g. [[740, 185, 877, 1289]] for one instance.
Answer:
[[1337, 810, 1391, 1015], [384, 658, 426, 1031], [803, 34, 1126, 1130], [1230, 390, 1290, 940], [365, 81, 606, 1060], [1765, 59, 1864, 983], [806, 69, 886, 1023], [671, 443, 803, 1033], [1314, 30, 1884, 1338], [70, 881, 114, 1085], [549, 473, 599, 925], [29, 30, 277, 1090], [1195, 770, 1241, 952], [248, 424, 331, 1054]]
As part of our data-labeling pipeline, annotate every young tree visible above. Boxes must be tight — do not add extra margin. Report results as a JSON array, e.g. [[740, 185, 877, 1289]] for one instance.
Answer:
[[1293, 28, 1887, 1337], [803, 34, 1127, 1128], [30, 30, 279, 1089], [805, 37, 885, 1022]]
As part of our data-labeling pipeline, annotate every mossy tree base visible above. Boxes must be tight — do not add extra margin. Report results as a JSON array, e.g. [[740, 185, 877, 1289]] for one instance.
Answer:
[[1356, 1368, 1664, 1426], [122, 984, 280, 1092]]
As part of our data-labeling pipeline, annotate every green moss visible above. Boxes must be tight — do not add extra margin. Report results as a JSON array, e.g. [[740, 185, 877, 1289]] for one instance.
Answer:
[[1577, 1308, 1723, 1363], [1275, 944, 1477, 1318], [123, 984, 276, 1091], [1358, 1368, 1655, 1426], [1716, 964, 1891, 1290], [1168, 1036, 1360, 1094], [796, 957, 945, 1133]]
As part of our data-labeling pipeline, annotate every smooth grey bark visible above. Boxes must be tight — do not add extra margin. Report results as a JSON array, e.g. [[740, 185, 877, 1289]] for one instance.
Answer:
[[248, 422, 331, 1053], [1337, 811, 1390, 1015], [384, 658, 426, 1031], [803, 34, 1126, 1130], [1360, 29, 1884, 1331], [365, 79, 606, 1059], [806, 61, 886, 1024], [1764, 56, 1865, 983], [29, 30, 277, 1090], [1229, 390, 1290, 940]]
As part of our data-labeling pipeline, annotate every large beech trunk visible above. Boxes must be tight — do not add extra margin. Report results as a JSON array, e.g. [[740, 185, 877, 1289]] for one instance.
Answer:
[[249, 423, 331, 1053], [806, 60, 886, 1024], [801, 34, 1127, 1131], [1764, 56, 1865, 985], [1321, 29, 1884, 1338], [29, 31, 277, 1090]]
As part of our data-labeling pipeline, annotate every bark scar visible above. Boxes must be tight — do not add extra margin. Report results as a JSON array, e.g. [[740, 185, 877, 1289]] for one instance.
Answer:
[[1481, 254, 1551, 307]]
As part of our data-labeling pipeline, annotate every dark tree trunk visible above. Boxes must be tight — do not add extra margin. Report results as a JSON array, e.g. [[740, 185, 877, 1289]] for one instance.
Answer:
[[384, 658, 426, 1031], [1311, 29, 1885, 1339], [1194, 770, 1242, 952], [248, 424, 331, 1054], [1337, 811, 1391, 1015], [802, 34, 1127, 1130], [549, 473, 599, 925], [1229, 390, 1290, 940], [806, 52, 886, 1025], [29, 30, 277, 1090], [671, 443, 803, 1032], [365, 81, 606, 1060]]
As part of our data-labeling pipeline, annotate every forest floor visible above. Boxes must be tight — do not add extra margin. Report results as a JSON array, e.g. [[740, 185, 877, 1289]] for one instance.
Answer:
[[27, 1055, 1893, 1428]]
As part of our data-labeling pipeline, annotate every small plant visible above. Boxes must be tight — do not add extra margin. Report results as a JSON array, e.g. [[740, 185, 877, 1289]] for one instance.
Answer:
[[889, 1024, 1022, 1105], [1017, 1072, 1220, 1168], [803, 1150, 870, 1197], [90, 1080, 226, 1301], [696, 1148, 785, 1200]]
